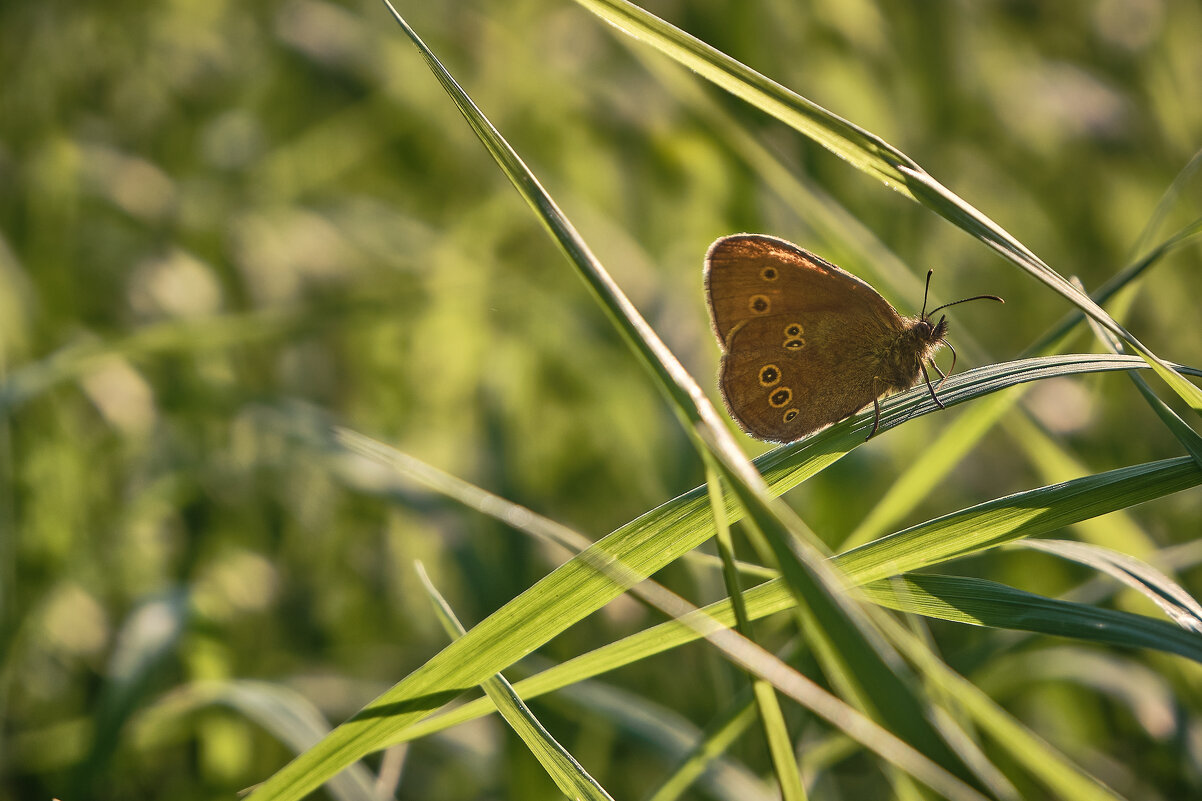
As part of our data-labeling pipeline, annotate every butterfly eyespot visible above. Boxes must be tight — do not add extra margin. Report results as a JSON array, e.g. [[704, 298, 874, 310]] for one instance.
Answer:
[[758, 364, 781, 386], [783, 408, 799, 423], [782, 338, 805, 350], [749, 295, 770, 314], [768, 387, 792, 407], [783, 322, 804, 337], [760, 266, 778, 281]]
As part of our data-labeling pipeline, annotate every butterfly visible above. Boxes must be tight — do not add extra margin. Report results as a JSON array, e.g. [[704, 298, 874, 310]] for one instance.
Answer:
[[705, 234, 1001, 442]]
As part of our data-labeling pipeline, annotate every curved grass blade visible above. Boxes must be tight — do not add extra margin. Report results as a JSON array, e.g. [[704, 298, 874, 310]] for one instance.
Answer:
[[1131, 147, 1202, 259], [416, 563, 615, 801], [70, 592, 189, 795], [551, 678, 776, 801], [136, 681, 386, 801], [836, 456, 1201, 586], [861, 574, 1202, 660], [1082, 289, 1202, 468], [1016, 540, 1202, 634], [645, 691, 762, 801], [315, 430, 1197, 795], [868, 605, 1123, 801]]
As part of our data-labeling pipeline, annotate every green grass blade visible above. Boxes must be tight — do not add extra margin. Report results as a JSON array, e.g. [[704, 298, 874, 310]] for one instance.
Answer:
[[705, 462, 806, 801], [862, 574, 1202, 662], [645, 692, 761, 801], [870, 609, 1124, 801], [416, 564, 615, 801], [1016, 541, 1202, 634], [290, 432, 1198, 795], [386, 561, 1202, 752], [135, 681, 385, 801], [71, 593, 189, 795], [1082, 290, 1202, 467], [722, 477, 984, 789], [836, 456, 1202, 586], [997, 413, 1160, 555], [1131, 147, 1202, 258]]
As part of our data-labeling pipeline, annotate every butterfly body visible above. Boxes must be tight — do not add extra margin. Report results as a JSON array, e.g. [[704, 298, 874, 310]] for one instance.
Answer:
[[704, 234, 986, 443], [878, 316, 947, 393]]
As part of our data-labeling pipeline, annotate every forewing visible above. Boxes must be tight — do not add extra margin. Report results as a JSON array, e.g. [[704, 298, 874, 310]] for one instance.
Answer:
[[705, 233, 902, 346]]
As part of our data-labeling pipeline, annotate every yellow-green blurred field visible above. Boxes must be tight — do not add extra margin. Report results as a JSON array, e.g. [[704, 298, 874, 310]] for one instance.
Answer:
[[3, 1, 1202, 799]]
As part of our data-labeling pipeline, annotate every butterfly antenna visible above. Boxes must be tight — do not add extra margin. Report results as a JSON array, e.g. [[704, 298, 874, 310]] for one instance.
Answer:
[[926, 293, 1004, 317], [920, 269, 935, 318]]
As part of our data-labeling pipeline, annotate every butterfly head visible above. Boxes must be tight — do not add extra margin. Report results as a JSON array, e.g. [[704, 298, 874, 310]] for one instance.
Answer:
[[915, 314, 949, 344]]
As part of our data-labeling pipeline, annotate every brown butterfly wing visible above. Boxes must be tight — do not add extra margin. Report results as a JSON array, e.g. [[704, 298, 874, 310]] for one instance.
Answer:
[[705, 234, 906, 441]]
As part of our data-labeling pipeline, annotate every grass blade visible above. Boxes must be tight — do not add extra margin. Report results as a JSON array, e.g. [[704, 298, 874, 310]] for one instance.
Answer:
[[862, 574, 1202, 662], [1016, 540, 1202, 634], [415, 563, 615, 801]]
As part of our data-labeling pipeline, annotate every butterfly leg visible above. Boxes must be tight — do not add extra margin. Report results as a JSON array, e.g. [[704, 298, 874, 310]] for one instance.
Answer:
[[921, 362, 946, 410], [867, 377, 885, 440]]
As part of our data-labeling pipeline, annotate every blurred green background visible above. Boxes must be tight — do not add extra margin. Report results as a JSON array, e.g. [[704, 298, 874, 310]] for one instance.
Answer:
[[3, 0, 1201, 798]]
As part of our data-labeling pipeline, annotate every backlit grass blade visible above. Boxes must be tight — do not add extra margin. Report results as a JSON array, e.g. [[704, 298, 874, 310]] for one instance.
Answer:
[[1082, 287, 1202, 467], [862, 574, 1202, 660], [645, 692, 761, 801], [836, 456, 1201, 586], [416, 563, 615, 801], [871, 609, 1123, 801], [313, 432, 1200, 759], [1016, 541, 1202, 634], [323, 439, 1165, 799]]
